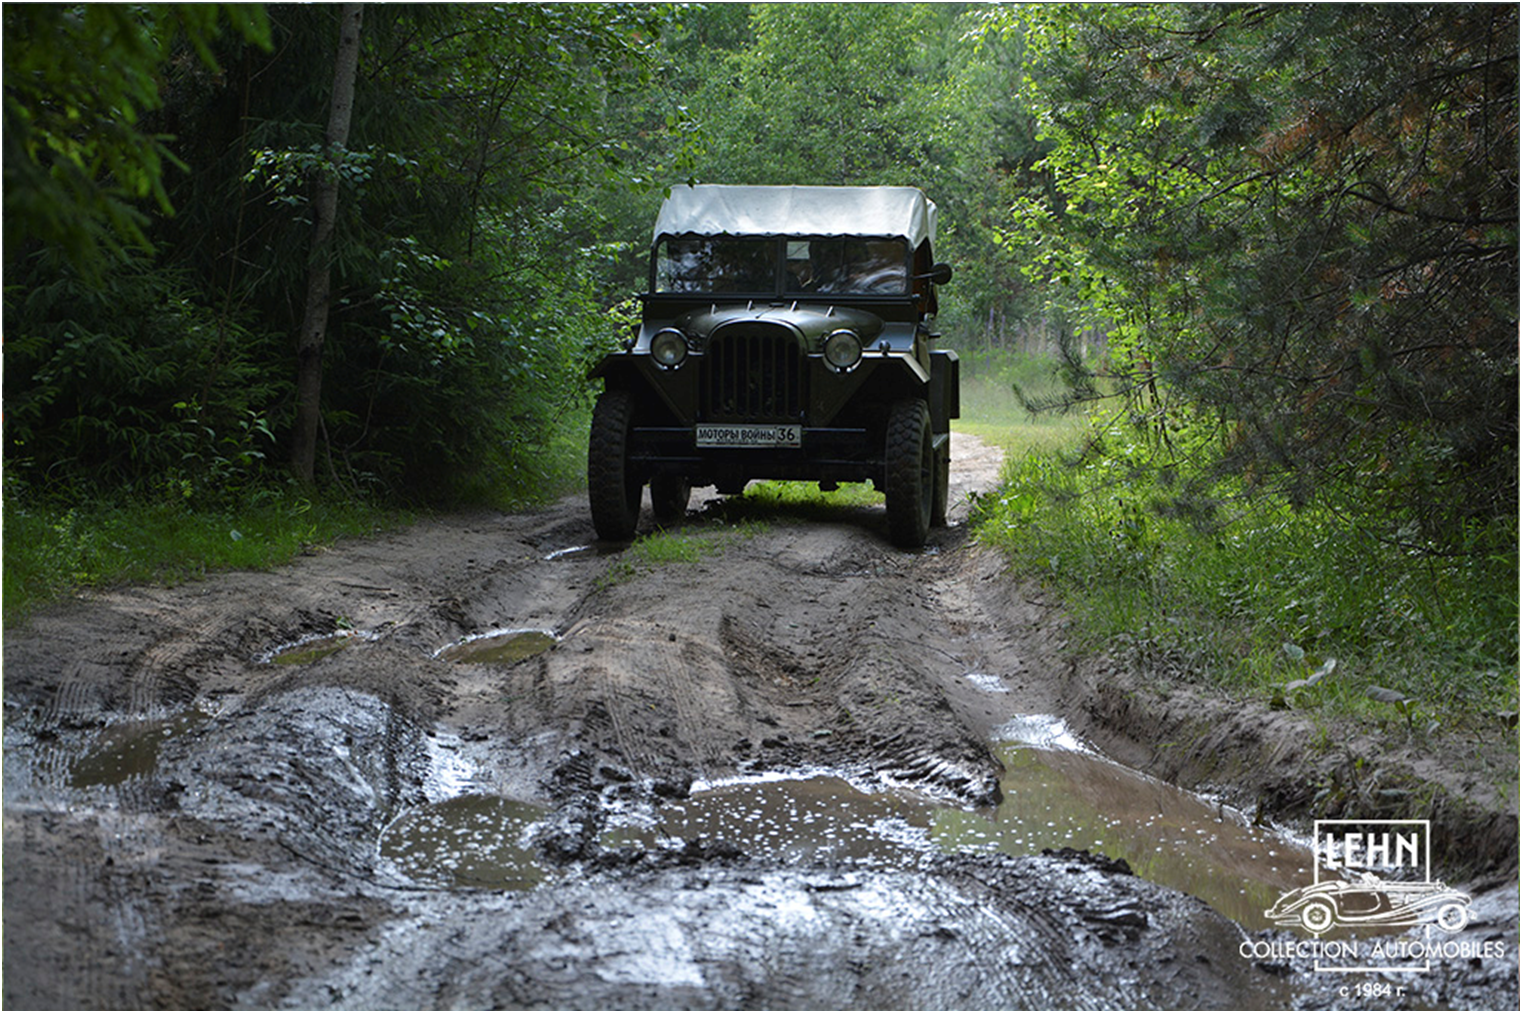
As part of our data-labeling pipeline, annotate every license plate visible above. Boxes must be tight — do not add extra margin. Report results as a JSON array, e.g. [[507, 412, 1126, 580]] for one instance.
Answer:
[[695, 424, 802, 448]]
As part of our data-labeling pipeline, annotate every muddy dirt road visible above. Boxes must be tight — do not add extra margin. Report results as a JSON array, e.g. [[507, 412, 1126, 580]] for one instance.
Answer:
[[4, 433, 1516, 1009]]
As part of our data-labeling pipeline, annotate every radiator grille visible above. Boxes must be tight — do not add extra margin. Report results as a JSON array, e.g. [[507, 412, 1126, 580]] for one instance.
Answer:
[[702, 326, 804, 423]]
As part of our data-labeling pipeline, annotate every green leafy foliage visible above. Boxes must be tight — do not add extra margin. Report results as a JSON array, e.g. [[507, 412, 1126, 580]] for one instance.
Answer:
[[6, 3, 669, 507], [961, 4, 1517, 726], [4, 263, 284, 502], [3, 4, 270, 272], [1002, 3, 1518, 544]]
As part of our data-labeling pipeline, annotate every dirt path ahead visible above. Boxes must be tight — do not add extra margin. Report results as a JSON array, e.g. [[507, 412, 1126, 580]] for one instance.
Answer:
[[3, 433, 1515, 1009]]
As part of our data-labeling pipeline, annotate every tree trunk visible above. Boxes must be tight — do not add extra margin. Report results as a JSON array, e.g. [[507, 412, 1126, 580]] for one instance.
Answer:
[[292, 2, 363, 485]]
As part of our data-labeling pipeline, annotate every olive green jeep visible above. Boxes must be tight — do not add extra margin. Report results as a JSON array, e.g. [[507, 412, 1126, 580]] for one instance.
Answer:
[[588, 184, 958, 547]]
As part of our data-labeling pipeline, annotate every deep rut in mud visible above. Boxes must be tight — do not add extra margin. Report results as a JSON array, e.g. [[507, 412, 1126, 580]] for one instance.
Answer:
[[4, 434, 1516, 1010]]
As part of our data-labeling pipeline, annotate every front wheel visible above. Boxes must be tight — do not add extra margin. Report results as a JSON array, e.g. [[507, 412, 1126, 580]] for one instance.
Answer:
[[1435, 902, 1470, 933], [588, 389, 642, 540], [1300, 900, 1335, 935], [884, 398, 933, 548]]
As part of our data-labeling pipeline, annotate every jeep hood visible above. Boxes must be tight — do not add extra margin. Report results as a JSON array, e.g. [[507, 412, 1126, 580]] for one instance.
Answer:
[[675, 303, 885, 344], [654, 184, 936, 248]]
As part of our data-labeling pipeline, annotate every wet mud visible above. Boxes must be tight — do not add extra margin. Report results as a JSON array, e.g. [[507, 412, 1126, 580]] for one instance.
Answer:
[[3, 434, 1516, 1010]]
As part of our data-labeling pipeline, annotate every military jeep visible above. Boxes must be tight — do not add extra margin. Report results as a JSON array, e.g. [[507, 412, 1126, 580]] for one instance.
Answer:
[[587, 184, 958, 548]]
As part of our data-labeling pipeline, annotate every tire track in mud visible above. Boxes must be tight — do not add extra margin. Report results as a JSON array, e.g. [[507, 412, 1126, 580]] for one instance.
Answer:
[[125, 608, 224, 715]]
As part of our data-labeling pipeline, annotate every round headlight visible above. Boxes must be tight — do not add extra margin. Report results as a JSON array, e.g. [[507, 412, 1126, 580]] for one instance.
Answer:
[[651, 328, 688, 368], [823, 329, 862, 370]]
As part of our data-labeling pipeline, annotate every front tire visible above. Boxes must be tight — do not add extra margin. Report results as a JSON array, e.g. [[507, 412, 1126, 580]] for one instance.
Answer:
[[588, 389, 642, 540], [1435, 902, 1470, 933], [885, 398, 933, 548]]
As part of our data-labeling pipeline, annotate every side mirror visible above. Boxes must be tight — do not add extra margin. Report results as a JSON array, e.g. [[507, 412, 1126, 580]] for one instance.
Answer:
[[916, 263, 953, 286]]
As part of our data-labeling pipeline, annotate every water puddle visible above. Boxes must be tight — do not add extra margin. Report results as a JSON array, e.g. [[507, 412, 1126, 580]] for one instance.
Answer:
[[436, 628, 557, 665], [544, 545, 593, 561], [70, 710, 208, 787], [262, 630, 373, 666], [604, 773, 938, 865], [950, 730, 1313, 931], [601, 715, 1310, 931], [964, 672, 1009, 694], [388, 713, 1311, 929], [379, 794, 551, 890]]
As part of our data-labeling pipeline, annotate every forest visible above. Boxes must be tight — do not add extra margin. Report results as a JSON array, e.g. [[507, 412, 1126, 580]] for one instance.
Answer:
[[4, 3, 1516, 716]]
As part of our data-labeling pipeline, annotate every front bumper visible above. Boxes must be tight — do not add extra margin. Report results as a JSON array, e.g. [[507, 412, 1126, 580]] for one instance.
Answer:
[[630, 425, 879, 486]]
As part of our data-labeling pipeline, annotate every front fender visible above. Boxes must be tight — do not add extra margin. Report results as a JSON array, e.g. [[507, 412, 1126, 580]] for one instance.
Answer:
[[589, 352, 697, 422]]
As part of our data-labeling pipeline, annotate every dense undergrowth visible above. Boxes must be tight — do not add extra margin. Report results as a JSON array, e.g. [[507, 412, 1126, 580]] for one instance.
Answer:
[[965, 357, 1518, 728]]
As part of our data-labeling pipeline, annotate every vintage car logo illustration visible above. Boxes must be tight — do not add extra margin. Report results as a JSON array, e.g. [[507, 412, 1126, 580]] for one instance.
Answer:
[[1265, 870, 1472, 935]]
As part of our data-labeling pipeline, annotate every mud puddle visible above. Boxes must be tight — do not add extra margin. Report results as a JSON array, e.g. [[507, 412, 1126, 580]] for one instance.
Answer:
[[435, 628, 557, 665], [390, 713, 1308, 935], [979, 716, 1311, 931], [380, 794, 551, 889], [603, 772, 942, 865], [261, 629, 375, 666], [595, 716, 1311, 932], [70, 709, 209, 787]]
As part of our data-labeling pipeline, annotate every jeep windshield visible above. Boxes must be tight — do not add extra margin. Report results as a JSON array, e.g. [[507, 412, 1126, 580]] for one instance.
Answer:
[[655, 236, 909, 296]]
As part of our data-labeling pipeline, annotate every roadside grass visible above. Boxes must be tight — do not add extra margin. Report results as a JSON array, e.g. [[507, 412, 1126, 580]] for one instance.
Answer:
[[953, 350, 1089, 454], [3, 490, 407, 628], [3, 404, 597, 629], [972, 432, 1519, 731], [627, 529, 708, 565]]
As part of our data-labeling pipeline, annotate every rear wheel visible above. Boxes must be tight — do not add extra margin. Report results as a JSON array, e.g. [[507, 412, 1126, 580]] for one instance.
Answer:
[[1435, 901, 1470, 933], [588, 390, 642, 540], [650, 475, 692, 526], [884, 398, 933, 548]]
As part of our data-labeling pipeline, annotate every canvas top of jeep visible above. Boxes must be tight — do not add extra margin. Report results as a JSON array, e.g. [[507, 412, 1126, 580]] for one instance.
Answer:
[[651, 184, 936, 246], [643, 184, 942, 315], [588, 183, 958, 549]]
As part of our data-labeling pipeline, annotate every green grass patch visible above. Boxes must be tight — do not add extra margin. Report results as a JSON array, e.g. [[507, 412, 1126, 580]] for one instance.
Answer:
[[689, 479, 895, 530], [973, 436, 1519, 730], [627, 529, 708, 566], [4, 491, 407, 628], [596, 521, 760, 589], [953, 349, 1089, 454], [741, 480, 883, 512]]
